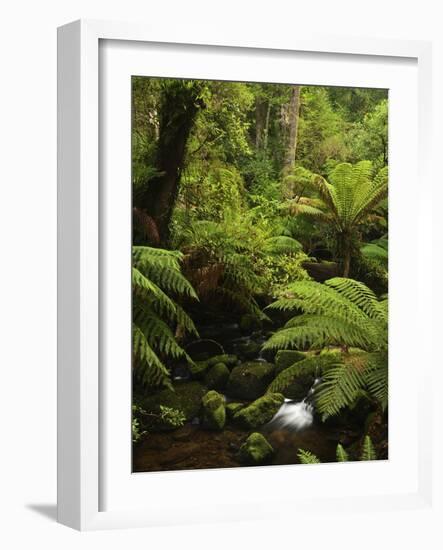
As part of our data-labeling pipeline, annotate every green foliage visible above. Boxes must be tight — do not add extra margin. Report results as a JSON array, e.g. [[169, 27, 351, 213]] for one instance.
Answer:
[[336, 443, 349, 462], [297, 449, 321, 464], [158, 405, 186, 428], [298, 437, 377, 464], [132, 246, 198, 388], [361, 435, 377, 461], [264, 278, 388, 418], [285, 161, 388, 275]]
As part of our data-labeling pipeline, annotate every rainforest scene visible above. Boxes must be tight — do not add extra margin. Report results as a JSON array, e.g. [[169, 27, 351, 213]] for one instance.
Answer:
[[131, 77, 388, 472]]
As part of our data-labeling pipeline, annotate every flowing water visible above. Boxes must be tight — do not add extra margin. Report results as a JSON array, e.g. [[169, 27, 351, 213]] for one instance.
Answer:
[[133, 323, 358, 472]]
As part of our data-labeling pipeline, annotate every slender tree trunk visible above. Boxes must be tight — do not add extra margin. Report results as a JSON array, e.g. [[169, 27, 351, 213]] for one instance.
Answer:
[[263, 101, 271, 151], [343, 248, 351, 278], [284, 85, 301, 172], [137, 84, 204, 245], [255, 97, 267, 150]]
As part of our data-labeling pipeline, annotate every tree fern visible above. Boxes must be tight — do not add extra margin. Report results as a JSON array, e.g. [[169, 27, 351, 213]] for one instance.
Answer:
[[263, 278, 388, 418], [132, 246, 198, 388], [284, 161, 388, 276]]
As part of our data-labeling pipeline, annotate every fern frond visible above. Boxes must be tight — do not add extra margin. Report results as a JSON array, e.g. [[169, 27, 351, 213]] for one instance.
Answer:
[[360, 435, 377, 461], [297, 449, 320, 464], [336, 444, 349, 462], [315, 358, 367, 419], [267, 354, 337, 394]]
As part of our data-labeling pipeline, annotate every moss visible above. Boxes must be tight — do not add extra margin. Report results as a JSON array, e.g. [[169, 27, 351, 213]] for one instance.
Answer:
[[189, 360, 210, 379], [206, 354, 238, 368], [238, 432, 274, 465], [226, 402, 245, 419], [202, 390, 226, 430], [204, 363, 230, 390], [236, 340, 262, 360], [226, 361, 275, 400], [275, 350, 307, 375], [234, 393, 284, 428], [139, 381, 206, 430], [277, 363, 316, 400]]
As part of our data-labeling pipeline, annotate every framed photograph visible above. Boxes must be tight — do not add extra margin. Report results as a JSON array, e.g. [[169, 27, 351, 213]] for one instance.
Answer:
[[57, 19, 433, 530]]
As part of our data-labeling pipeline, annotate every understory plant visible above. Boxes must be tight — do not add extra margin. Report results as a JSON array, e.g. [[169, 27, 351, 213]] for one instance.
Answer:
[[132, 246, 199, 389], [297, 436, 377, 464], [263, 277, 388, 419]]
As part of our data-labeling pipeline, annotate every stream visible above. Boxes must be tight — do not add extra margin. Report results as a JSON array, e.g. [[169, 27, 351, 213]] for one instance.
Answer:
[[133, 321, 360, 472]]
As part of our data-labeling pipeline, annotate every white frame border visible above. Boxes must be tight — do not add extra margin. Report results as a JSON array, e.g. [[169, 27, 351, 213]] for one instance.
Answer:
[[57, 19, 433, 531]]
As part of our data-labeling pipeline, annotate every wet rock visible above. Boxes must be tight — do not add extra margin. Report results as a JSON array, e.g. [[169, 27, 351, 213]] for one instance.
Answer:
[[275, 350, 307, 375], [204, 362, 230, 390], [202, 390, 226, 430], [226, 361, 275, 400], [189, 360, 211, 379], [235, 340, 262, 360], [139, 381, 207, 431], [206, 354, 239, 368], [238, 432, 274, 465], [226, 402, 245, 419], [233, 392, 284, 428], [186, 339, 224, 361]]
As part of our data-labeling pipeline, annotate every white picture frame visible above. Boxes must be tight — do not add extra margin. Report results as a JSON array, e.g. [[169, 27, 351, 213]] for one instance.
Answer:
[[57, 19, 433, 531]]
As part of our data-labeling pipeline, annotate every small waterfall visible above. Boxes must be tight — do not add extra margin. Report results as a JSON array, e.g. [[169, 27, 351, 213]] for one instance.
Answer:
[[267, 378, 321, 431]]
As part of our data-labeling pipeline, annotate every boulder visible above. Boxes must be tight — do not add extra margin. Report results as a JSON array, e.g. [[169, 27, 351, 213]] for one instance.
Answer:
[[204, 363, 230, 391], [206, 354, 239, 368], [189, 360, 211, 379], [233, 392, 284, 428], [138, 381, 206, 431], [201, 390, 226, 430], [278, 363, 316, 401], [225, 402, 245, 419], [185, 339, 224, 361], [226, 361, 276, 400], [275, 350, 307, 375], [238, 432, 274, 465], [235, 340, 262, 360]]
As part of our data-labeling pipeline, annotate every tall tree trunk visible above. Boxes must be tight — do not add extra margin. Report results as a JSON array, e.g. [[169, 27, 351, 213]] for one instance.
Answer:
[[255, 97, 268, 150], [343, 248, 351, 278], [137, 83, 204, 245], [284, 85, 301, 172], [263, 101, 271, 151]]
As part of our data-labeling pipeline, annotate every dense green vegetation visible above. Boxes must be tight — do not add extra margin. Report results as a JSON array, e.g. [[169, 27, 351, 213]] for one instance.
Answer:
[[131, 77, 388, 471]]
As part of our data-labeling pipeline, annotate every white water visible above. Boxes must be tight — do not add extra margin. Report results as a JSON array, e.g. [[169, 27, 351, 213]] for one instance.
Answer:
[[267, 378, 321, 431]]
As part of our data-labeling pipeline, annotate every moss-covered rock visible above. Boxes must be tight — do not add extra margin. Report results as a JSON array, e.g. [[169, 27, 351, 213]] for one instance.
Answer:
[[202, 390, 226, 430], [226, 402, 245, 419], [276, 362, 316, 400], [138, 381, 206, 431], [236, 340, 262, 360], [275, 350, 307, 375], [189, 360, 210, 379], [204, 362, 230, 390], [233, 392, 284, 428], [226, 361, 275, 400], [206, 354, 238, 368], [238, 432, 274, 465], [239, 313, 262, 333]]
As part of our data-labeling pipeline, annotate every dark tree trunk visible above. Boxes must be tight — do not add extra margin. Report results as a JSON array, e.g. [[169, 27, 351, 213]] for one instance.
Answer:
[[136, 83, 204, 245]]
